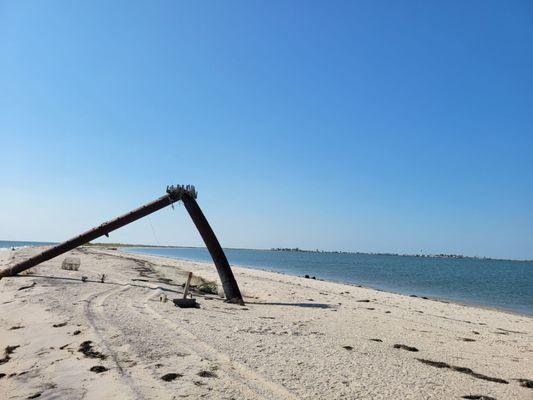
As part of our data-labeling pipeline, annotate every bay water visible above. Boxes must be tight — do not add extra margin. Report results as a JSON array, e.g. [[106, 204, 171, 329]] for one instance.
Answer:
[[123, 246, 533, 315], [2, 241, 530, 315]]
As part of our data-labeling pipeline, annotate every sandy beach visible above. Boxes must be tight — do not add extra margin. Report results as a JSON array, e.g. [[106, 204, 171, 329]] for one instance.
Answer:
[[0, 246, 531, 400]]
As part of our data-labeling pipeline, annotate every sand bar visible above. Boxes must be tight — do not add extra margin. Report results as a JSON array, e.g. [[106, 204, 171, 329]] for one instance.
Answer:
[[1, 246, 531, 399]]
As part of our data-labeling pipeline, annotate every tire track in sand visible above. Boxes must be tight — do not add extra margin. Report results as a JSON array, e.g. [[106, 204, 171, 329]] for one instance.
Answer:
[[86, 284, 295, 399], [83, 286, 166, 400], [143, 292, 300, 400]]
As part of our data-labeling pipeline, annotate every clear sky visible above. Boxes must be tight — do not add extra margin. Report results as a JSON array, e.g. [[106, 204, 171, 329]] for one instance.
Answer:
[[1, 1, 532, 259]]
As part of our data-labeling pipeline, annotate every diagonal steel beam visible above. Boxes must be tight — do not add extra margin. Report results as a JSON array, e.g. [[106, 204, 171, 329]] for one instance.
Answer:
[[0, 185, 244, 305], [181, 193, 244, 304]]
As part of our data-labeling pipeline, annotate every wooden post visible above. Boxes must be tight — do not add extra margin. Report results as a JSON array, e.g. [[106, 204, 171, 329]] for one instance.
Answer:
[[183, 272, 193, 299]]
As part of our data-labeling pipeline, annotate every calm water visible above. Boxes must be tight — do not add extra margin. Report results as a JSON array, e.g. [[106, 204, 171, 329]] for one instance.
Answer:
[[124, 247, 533, 315], [0, 240, 56, 251]]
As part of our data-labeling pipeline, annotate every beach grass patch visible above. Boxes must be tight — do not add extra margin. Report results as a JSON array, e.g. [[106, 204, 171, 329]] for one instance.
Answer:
[[197, 281, 218, 295]]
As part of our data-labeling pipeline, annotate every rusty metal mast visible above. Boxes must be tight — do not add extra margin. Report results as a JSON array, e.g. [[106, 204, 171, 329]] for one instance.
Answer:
[[0, 185, 244, 304]]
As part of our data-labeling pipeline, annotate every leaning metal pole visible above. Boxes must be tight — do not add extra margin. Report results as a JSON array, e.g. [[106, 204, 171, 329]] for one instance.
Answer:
[[0, 185, 245, 304], [182, 193, 244, 304], [0, 189, 183, 279]]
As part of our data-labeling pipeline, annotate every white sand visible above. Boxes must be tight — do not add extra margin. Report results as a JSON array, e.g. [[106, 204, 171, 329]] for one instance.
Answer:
[[1, 246, 531, 399]]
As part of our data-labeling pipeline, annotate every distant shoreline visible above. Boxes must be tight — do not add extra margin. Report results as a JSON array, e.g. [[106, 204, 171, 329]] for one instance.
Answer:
[[84, 242, 533, 263], [1, 239, 531, 262]]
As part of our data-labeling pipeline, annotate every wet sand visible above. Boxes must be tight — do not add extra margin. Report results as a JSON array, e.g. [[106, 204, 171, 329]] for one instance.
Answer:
[[1, 246, 531, 399]]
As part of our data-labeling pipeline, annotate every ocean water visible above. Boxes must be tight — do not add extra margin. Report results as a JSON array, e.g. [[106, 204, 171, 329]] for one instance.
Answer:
[[0, 240, 56, 251], [123, 247, 533, 315]]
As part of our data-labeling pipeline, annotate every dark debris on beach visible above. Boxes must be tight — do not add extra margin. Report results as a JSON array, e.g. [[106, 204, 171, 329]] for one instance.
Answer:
[[197, 370, 218, 378], [161, 373, 183, 381], [90, 365, 108, 373], [393, 344, 419, 352], [417, 358, 508, 384], [78, 341, 107, 360], [518, 378, 533, 389], [0, 345, 20, 365]]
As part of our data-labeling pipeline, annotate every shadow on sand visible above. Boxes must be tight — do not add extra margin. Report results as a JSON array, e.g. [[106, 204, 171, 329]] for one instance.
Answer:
[[247, 301, 333, 309]]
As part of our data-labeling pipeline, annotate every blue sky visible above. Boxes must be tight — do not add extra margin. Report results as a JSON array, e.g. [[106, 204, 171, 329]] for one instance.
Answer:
[[1, 1, 532, 259]]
